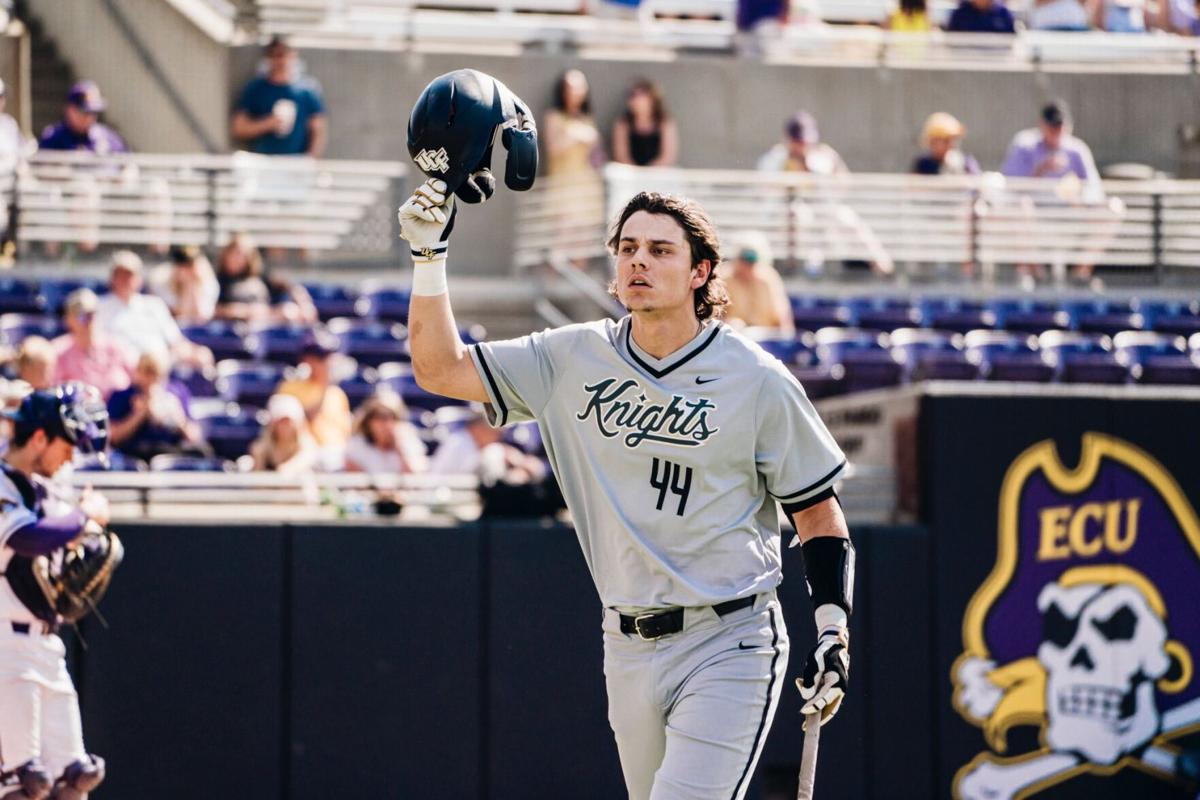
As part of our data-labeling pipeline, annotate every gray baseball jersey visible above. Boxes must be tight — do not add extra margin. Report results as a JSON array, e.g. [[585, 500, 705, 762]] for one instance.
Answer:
[[470, 316, 846, 610]]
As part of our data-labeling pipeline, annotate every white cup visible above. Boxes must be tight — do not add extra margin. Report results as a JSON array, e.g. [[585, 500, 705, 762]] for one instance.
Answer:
[[273, 99, 297, 137]]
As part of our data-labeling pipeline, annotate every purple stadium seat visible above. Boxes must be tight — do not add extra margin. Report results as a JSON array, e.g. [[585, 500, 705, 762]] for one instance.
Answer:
[[790, 364, 843, 399], [964, 330, 1054, 383], [304, 283, 363, 321], [987, 299, 1067, 334], [0, 278, 46, 315], [171, 365, 219, 399], [890, 328, 978, 382], [1038, 331, 1129, 385], [361, 287, 412, 323], [1136, 300, 1200, 337], [215, 360, 290, 410], [744, 328, 814, 366], [257, 323, 312, 364], [1113, 331, 1200, 386], [39, 277, 108, 314], [916, 298, 995, 334], [339, 369, 378, 411], [1061, 300, 1142, 336], [329, 320, 409, 368], [814, 328, 901, 394], [842, 297, 918, 332], [0, 313, 65, 345], [201, 408, 263, 461], [377, 361, 464, 411], [789, 296, 847, 332], [183, 321, 260, 362]]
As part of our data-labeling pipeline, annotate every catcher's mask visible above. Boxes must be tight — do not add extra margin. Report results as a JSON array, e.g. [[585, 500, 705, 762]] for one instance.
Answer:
[[407, 69, 538, 204], [6, 382, 110, 467]]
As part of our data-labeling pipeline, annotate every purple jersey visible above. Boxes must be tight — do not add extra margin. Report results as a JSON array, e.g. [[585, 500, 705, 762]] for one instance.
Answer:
[[38, 121, 128, 155], [1001, 128, 1100, 184]]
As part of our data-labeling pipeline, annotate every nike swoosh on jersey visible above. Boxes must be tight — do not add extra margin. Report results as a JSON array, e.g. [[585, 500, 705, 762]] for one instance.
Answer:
[[695, 376, 719, 385], [737, 641, 757, 650]]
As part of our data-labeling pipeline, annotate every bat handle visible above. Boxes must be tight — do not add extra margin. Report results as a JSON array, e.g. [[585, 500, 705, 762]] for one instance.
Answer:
[[796, 711, 821, 800]]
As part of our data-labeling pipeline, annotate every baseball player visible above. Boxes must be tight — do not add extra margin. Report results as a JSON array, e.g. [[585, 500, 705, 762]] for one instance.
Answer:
[[0, 384, 110, 800], [400, 184, 853, 799]]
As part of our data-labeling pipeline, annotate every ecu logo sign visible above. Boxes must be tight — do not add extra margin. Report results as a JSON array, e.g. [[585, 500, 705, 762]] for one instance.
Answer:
[[952, 434, 1200, 799]]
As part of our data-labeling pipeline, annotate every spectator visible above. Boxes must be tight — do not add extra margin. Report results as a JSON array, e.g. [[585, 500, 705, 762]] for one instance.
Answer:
[[251, 393, 319, 474], [757, 110, 848, 174], [887, 0, 933, 30], [947, 0, 1017, 32], [0, 78, 24, 264], [276, 331, 352, 451], [544, 69, 604, 180], [15, 337, 56, 392], [149, 245, 219, 325], [96, 250, 213, 368], [52, 288, 134, 399], [231, 36, 327, 157], [429, 406, 547, 485], [1001, 100, 1100, 190], [1028, 0, 1093, 30], [719, 233, 794, 334], [736, 0, 791, 53], [913, 112, 981, 175], [107, 351, 205, 463], [611, 79, 678, 168], [1158, 0, 1198, 33], [1096, 0, 1146, 31], [37, 80, 128, 155], [344, 391, 428, 475], [214, 234, 316, 324]]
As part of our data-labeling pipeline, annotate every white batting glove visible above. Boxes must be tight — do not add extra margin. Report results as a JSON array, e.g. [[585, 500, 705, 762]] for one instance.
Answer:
[[398, 178, 456, 264], [796, 604, 850, 730]]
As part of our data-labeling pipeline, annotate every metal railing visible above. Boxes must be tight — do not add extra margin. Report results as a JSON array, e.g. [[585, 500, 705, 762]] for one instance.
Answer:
[[515, 165, 1200, 282], [4, 151, 405, 255], [247, 1, 1200, 74]]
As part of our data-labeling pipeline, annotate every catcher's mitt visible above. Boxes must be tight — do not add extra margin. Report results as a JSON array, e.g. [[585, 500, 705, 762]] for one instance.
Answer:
[[32, 521, 124, 624]]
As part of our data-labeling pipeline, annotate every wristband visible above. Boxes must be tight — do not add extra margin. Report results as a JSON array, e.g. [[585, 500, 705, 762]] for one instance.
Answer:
[[411, 259, 448, 297], [801, 536, 855, 616]]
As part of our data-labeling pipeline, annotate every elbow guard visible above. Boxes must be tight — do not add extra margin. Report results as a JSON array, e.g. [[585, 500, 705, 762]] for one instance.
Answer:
[[801, 536, 855, 617]]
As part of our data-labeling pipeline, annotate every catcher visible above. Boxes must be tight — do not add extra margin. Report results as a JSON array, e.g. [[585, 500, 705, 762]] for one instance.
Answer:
[[0, 383, 121, 800]]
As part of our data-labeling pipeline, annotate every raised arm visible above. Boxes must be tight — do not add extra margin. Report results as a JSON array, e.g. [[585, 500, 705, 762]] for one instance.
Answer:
[[399, 179, 489, 403]]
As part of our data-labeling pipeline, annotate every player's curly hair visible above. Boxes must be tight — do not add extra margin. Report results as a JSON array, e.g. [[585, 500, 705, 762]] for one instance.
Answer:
[[606, 192, 729, 321]]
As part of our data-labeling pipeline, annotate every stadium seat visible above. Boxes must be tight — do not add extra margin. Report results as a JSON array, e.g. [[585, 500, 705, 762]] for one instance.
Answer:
[[789, 296, 847, 332], [987, 299, 1067, 334], [842, 297, 918, 332], [330, 320, 409, 367], [0, 278, 46, 315], [201, 407, 264, 461], [1112, 331, 1200, 386], [183, 321, 260, 362], [813, 328, 901, 394], [304, 283, 362, 321], [377, 361, 463, 411], [1038, 331, 1129, 385], [1136, 300, 1200, 337], [148, 454, 237, 472], [744, 328, 814, 366], [915, 298, 994, 334], [172, 365, 219, 399], [1060, 299, 1142, 336], [215, 361, 291, 410], [790, 364, 844, 399], [360, 287, 411, 323], [0, 313, 65, 345], [889, 328, 977, 382], [257, 323, 312, 363], [339, 369, 379, 411], [964, 330, 1054, 383], [39, 277, 107, 314]]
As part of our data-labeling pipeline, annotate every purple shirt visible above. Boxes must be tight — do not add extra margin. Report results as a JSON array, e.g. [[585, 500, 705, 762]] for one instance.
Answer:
[[38, 121, 128, 155], [1001, 128, 1100, 184]]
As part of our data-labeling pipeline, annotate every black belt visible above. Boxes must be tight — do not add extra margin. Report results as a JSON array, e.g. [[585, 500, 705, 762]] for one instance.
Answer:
[[619, 596, 756, 641]]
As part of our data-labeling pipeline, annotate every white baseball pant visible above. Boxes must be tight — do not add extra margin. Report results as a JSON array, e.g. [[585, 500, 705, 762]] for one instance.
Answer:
[[602, 593, 790, 800]]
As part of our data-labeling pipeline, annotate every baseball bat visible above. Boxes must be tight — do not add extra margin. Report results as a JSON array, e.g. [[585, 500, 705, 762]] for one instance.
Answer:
[[796, 711, 821, 800]]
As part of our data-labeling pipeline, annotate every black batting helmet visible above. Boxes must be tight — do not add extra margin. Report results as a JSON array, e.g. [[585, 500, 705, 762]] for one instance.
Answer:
[[407, 69, 538, 204], [4, 382, 110, 463]]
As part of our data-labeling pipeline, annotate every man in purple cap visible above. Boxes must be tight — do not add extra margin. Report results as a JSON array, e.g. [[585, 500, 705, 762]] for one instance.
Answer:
[[38, 80, 128, 155], [756, 110, 848, 175], [1002, 99, 1101, 189]]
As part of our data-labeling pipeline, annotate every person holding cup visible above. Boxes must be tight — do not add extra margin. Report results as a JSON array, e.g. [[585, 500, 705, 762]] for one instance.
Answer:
[[231, 36, 327, 157]]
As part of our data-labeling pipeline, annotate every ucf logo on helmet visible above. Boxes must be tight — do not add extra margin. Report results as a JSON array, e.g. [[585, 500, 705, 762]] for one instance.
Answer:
[[414, 147, 450, 174], [951, 434, 1199, 799]]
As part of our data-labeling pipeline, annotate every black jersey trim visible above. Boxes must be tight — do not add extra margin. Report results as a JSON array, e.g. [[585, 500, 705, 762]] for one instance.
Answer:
[[473, 345, 509, 427], [773, 460, 847, 502], [730, 605, 782, 800], [624, 323, 721, 379], [782, 487, 838, 518]]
